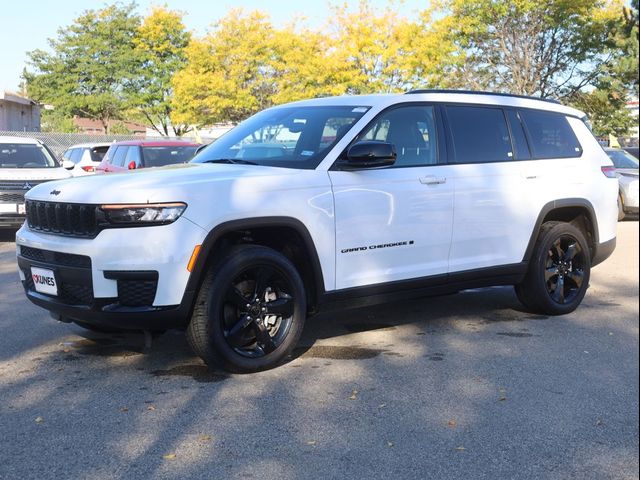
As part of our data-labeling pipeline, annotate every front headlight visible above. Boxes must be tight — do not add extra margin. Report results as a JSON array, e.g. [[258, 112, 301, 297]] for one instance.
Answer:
[[100, 202, 187, 226]]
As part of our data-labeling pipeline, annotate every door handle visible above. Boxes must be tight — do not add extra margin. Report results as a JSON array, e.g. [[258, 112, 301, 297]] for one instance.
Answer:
[[419, 176, 446, 185]]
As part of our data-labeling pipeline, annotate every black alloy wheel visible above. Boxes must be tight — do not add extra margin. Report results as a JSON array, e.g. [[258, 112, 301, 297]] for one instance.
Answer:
[[187, 245, 306, 373], [221, 265, 295, 358], [543, 235, 586, 305]]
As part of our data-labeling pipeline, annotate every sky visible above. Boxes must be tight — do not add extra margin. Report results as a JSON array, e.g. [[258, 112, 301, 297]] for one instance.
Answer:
[[0, 0, 430, 92]]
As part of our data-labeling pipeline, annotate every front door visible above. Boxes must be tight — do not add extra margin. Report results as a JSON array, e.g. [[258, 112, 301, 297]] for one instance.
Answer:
[[329, 104, 454, 290]]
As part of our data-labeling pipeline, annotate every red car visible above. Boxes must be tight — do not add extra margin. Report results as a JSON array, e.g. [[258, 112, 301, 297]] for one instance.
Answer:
[[96, 140, 201, 173]]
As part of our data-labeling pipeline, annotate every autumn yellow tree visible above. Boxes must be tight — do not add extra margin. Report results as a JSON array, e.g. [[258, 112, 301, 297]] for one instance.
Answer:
[[172, 10, 277, 126]]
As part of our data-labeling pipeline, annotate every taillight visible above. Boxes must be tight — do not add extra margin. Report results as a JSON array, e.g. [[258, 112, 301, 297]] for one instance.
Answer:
[[81, 165, 95, 172], [601, 166, 617, 178]]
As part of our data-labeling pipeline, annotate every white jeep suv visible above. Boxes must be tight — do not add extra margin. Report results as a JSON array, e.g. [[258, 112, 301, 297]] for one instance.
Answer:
[[15, 91, 618, 372]]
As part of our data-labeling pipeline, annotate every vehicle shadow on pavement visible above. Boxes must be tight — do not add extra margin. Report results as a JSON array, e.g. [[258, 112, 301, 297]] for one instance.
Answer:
[[0, 223, 637, 479]]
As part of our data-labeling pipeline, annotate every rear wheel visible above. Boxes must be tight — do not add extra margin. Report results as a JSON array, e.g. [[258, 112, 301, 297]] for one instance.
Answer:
[[186, 245, 306, 373], [515, 222, 591, 315]]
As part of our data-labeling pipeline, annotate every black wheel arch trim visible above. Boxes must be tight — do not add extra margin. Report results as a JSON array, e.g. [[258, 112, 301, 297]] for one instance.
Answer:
[[522, 198, 601, 264], [185, 216, 326, 311]]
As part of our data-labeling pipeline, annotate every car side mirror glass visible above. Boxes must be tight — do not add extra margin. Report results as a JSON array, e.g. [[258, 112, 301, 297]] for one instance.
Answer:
[[62, 160, 75, 170], [342, 141, 396, 170]]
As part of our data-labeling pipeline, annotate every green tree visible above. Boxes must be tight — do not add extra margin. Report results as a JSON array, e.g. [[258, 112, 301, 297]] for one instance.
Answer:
[[434, 0, 623, 98], [131, 6, 191, 136], [40, 109, 79, 133], [24, 3, 140, 134]]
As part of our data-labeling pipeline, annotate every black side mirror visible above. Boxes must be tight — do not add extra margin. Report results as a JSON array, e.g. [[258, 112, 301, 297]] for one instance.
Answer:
[[342, 141, 396, 170]]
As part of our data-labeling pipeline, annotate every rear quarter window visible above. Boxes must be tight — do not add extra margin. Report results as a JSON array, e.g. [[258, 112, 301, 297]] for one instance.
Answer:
[[518, 110, 582, 159]]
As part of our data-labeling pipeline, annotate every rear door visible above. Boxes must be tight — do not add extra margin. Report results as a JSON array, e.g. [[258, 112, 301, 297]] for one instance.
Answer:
[[443, 104, 538, 272]]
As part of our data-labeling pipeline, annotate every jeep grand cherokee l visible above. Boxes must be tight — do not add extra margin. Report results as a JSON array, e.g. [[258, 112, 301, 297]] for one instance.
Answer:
[[15, 91, 618, 372]]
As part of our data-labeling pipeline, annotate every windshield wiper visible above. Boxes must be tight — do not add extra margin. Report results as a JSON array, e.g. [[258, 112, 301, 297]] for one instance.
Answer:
[[203, 158, 258, 165]]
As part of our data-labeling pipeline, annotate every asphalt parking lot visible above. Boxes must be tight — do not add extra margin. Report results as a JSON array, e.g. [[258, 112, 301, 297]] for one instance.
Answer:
[[0, 222, 638, 480]]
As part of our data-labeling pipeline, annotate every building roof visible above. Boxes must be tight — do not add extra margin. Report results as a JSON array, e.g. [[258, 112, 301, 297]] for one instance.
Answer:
[[73, 117, 148, 133], [0, 91, 39, 106]]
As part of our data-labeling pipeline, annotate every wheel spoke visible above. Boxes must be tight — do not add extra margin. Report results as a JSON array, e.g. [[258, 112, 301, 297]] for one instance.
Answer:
[[225, 314, 253, 347], [562, 242, 580, 262], [253, 267, 274, 299], [552, 276, 566, 303], [225, 287, 249, 309], [551, 239, 564, 261], [566, 270, 584, 289], [264, 296, 293, 317], [253, 321, 277, 354], [545, 266, 559, 282]]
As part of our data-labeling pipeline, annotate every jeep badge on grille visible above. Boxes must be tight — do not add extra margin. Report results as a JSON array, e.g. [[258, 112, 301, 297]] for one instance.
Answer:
[[50, 189, 61, 196]]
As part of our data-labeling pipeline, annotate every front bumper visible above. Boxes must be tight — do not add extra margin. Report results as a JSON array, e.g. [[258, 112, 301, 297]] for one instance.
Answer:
[[16, 216, 207, 330]]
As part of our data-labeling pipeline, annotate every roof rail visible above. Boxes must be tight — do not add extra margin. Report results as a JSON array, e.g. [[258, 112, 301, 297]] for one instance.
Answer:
[[405, 89, 561, 105]]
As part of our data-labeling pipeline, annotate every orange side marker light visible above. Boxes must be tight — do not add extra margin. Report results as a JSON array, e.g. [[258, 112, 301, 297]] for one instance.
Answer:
[[187, 245, 202, 272]]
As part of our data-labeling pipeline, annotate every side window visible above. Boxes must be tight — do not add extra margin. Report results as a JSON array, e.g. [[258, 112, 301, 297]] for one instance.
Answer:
[[506, 110, 531, 160], [66, 148, 82, 163], [125, 146, 141, 167], [111, 146, 128, 167], [518, 110, 582, 159], [319, 117, 358, 150], [62, 148, 73, 161], [356, 105, 438, 167], [90, 146, 109, 162], [445, 105, 512, 163]]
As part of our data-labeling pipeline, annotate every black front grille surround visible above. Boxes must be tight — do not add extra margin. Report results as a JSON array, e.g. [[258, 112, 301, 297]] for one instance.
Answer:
[[26, 200, 100, 238], [104, 271, 159, 308], [20, 246, 92, 268]]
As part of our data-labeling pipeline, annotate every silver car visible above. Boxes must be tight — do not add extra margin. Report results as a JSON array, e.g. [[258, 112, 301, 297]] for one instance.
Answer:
[[605, 148, 639, 220]]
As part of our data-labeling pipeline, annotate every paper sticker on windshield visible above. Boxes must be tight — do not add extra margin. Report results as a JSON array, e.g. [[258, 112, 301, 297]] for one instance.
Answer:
[[301, 150, 315, 156], [352, 107, 368, 113]]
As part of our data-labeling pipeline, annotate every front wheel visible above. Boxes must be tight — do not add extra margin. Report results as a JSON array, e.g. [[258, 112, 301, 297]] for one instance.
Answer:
[[515, 222, 591, 315], [186, 245, 306, 373]]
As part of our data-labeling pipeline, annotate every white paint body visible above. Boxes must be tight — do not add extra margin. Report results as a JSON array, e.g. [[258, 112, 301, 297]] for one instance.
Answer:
[[15, 93, 618, 309]]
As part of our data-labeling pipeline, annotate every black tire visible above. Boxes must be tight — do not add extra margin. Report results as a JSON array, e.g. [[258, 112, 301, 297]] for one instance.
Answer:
[[186, 245, 306, 373], [618, 194, 626, 221], [515, 221, 591, 315]]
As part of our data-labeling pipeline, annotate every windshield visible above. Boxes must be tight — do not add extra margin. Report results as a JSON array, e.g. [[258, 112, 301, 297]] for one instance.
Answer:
[[0, 143, 58, 168], [606, 149, 639, 169], [141, 146, 199, 167], [192, 105, 370, 169]]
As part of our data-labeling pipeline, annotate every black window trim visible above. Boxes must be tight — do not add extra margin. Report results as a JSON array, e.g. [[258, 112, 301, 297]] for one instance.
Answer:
[[330, 102, 447, 171], [440, 102, 583, 165], [503, 107, 532, 161]]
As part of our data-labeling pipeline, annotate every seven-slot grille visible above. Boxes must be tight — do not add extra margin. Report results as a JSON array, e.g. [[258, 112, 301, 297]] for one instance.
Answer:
[[25, 200, 99, 238]]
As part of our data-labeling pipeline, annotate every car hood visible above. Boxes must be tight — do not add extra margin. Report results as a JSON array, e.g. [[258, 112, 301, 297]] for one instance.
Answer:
[[24, 163, 318, 204], [0, 167, 71, 182]]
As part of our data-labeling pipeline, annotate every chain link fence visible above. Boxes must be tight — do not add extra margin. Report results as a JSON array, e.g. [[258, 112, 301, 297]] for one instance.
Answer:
[[0, 131, 214, 158]]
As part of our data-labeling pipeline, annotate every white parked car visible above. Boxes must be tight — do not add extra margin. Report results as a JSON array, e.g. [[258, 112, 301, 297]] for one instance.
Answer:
[[0, 136, 73, 229], [61, 142, 112, 176], [604, 147, 639, 220], [15, 91, 618, 372]]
